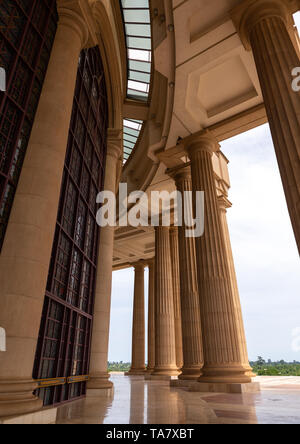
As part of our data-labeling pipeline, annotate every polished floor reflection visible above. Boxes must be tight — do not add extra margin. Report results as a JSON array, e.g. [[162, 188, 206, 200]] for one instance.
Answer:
[[55, 375, 300, 424]]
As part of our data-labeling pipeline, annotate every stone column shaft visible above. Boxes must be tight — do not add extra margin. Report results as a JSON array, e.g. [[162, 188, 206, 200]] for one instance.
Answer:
[[172, 169, 204, 380], [186, 131, 251, 384], [231, 0, 300, 255], [147, 260, 155, 373], [88, 133, 122, 393], [0, 8, 89, 417], [218, 197, 253, 375], [153, 227, 179, 376], [169, 228, 184, 372], [127, 263, 146, 375]]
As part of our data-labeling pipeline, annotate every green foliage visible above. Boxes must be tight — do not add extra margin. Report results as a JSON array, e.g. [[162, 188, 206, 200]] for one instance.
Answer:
[[107, 359, 300, 376], [250, 358, 300, 376], [108, 362, 131, 372]]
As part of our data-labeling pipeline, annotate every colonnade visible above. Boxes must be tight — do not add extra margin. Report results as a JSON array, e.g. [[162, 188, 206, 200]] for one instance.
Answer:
[[126, 0, 300, 387], [127, 152, 252, 386], [0, 0, 299, 419]]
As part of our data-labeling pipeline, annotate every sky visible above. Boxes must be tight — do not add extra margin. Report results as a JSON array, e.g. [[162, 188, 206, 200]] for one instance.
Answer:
[[108, 13, 300, 364]]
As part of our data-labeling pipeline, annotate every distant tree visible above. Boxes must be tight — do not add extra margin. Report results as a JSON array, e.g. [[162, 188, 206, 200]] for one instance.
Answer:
[[257, 356, 266, 366]]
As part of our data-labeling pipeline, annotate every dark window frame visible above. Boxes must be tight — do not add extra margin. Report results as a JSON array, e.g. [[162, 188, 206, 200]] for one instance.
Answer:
[[0, 0, 58, 250], [33, 46, 108, 407]]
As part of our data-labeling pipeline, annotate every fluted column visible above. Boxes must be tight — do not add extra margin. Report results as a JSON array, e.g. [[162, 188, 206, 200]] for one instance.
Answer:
[[171, 168, 204, 380], [87, 131, 123, 395], [186, 131, 252, 385], [218, 196, 254, 375], [169, 228, 183, 372], [152, 227, 179, 377], [127, 262, 146, 375], [147, 259, 155, 374], [0, 7, 90, 417], [231, 0, 300, 255]]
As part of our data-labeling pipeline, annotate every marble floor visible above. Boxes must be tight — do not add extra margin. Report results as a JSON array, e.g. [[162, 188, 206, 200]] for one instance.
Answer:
[[55, 375, 300, 424]]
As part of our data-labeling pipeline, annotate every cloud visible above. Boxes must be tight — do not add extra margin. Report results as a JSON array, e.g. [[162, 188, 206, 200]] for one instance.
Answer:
[[109, 268, 149, 362], [221, 124, 300, 361]]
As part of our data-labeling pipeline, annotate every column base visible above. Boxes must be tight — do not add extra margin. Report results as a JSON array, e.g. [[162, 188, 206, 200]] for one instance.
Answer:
[[198, 365, 253, 385], [178, 367, 203, 381], [87, 373, 113, 388], [86, 373, 114, 398], [0, 379, 43, 418], [189, 382, 261, 394], [0, 407, 57, 425], [151, 366, 181, 378]]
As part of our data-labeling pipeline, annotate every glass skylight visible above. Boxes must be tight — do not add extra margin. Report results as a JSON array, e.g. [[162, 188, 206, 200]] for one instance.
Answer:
[[120, 0, 152, 163], [121, 0, 152, 101], [123, 119, 143, 163]]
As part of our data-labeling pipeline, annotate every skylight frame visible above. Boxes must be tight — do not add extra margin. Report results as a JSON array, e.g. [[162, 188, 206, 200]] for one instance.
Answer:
[[120, 0, 153, 164]]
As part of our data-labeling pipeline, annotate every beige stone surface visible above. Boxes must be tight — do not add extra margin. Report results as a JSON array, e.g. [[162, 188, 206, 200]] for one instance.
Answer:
[[88, 133, 123, 393], [0, 408, 58, 425], [54, 375, 300, 425], [147, 260, 156, 373], [190, 382, 261, 394], [170, 168, 204, 381], [152, 227, 180, 377], [218, 196, 254, 376], [169, 227, 184, 372]]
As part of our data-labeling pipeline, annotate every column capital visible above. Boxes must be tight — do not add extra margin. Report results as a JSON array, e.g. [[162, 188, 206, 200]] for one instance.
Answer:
[[167, 165, 192, 186], [133, 260, 147, 271], [155, 225, 171, 232], [107, 128, 123, 161], [169, 226, 179, 235], [183, 130, 220, 158], [57, 1, 91, 49], [230, 0, 294, 51]]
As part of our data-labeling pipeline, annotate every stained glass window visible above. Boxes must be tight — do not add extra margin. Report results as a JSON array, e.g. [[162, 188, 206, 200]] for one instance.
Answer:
[[0, 0, 58, 250], [33, 46, 108, 407]]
